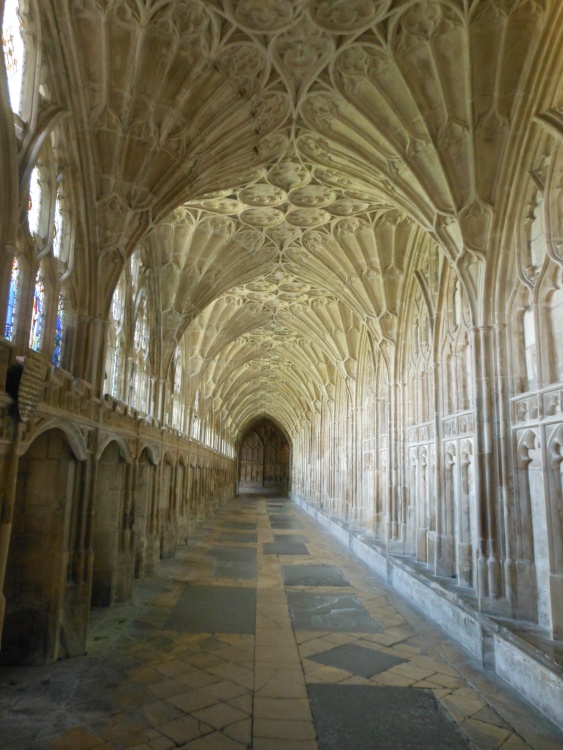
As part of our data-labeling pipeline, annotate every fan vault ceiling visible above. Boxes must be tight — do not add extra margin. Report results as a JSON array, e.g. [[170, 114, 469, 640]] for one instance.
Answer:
[[43, 0, 561, 440]]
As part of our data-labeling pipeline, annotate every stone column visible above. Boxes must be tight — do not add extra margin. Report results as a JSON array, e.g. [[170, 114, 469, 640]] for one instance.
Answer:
[[471, 324, 501, 603]]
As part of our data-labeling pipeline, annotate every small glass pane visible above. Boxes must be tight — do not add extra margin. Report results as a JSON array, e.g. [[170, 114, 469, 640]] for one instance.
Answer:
[[52, 189, 63, 257], [5, 257, 19, 340], [2, 0, 24, 113], [28, 166, 42, 235], [29, 270, 45, 351], [130, 250, 142, 290], [112, 342, 121, 396], [53, 294, 64, 365]]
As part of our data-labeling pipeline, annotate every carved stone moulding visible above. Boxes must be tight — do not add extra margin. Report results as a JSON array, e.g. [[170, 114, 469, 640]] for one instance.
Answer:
[[512, 394, 540, 425], [285, 207, 331, 227], [239, 184, 287, 207], [308, 0, 390, 33], [240, 207, 285, 227], [543, 388, 563, 418]]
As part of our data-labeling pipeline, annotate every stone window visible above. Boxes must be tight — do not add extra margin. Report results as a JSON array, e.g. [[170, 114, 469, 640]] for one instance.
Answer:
[[1, 0, 24, 113], [29, 268, 45, 351], [5, 256, 20, 340]]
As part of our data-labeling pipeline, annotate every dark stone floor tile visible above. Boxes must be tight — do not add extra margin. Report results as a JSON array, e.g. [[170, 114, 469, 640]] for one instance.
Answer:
[[274, 534, 308, 545], [216, 532, 258, 544], [287, 591, 382, 632], [282, 564, 350, 587], [308, 643, 404, 677], [164, 585, 256, 634], [212, 560, 256, 580], [308, 685, 470, 750], [262, 543, 310, 556], [270, 521, 304, 530]]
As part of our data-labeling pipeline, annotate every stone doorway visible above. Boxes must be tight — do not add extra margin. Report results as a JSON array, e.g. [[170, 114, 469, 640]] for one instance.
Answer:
[[238, 419, 290, 494]]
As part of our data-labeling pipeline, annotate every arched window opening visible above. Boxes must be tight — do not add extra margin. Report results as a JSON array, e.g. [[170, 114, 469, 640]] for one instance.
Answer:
[[523, 307, 537, 388], [111, 339, 122, 397], [53, 294, 64, 366], [529, 193, 547, 271], [29, 269, 45, 351], [133, 294, 149, 411], [171, 345, 184, 429], [130, 249, 142, 290], [2, 0, 25, 113], [105, 273, 126, 399], [27, 166, 42, 236], [5, 257, 20, 340], [52, 188, 64, 258]]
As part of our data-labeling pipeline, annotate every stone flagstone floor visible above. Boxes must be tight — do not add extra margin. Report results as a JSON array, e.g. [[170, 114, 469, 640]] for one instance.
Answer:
[[0, 494, 562, 749]]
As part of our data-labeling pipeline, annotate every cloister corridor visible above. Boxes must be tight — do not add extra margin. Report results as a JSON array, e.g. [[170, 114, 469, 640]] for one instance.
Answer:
[[0, 492, 561, 750], [1, 0, 563, 747]]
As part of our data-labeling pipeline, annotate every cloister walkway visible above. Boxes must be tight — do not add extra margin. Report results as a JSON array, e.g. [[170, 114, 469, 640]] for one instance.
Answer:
[[0, 495, 561, 749]]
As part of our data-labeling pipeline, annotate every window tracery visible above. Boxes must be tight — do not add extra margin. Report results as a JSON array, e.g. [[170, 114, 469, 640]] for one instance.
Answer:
[[29, 269, 45, 351], [1, 0, 24, 113], [52, 189, 63, 258], [27, 166, 42, 236], [106, 273, 126, 399], [53, 293, 64, 366], [5, 257, 20, 340]]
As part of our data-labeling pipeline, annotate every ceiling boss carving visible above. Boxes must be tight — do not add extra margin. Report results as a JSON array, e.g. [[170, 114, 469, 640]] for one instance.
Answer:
[[39, 0, 560, 440]]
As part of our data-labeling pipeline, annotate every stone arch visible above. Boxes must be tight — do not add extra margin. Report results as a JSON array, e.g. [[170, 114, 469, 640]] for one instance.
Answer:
[[18, 416, 89, 461], [2, 428, 84, 665], [95, 432, 134, 464]]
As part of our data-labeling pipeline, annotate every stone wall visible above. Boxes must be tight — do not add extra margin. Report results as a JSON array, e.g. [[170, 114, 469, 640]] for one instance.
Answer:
[[0, 340, 236, 665]]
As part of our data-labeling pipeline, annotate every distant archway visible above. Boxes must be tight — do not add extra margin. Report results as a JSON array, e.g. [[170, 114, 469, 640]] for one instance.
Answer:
[[238, 419, 290, 494]]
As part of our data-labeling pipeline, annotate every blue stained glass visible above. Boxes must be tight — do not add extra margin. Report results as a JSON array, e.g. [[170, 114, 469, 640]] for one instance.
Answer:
[[5, 257, 19, 340], [29, 271, 45, 350], [53, 294, 64, 365]]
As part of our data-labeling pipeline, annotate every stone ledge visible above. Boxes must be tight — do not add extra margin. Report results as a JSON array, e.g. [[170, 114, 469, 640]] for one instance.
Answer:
[[291, 493, 563, 732]]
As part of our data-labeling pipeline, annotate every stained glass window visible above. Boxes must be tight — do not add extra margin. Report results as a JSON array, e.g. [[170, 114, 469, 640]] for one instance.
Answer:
[[28, 166, 41, 235], [5, 257, 19, 340], [2, 0, 24, 113], [52, 189, 63, 257], [29, 270, 45, 350], [53, 294, 64, 365]]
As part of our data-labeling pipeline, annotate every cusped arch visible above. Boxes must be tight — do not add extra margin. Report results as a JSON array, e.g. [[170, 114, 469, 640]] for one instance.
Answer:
[[236, 413, 292, 452], [137, 441, 160, 465], [96, 433, 134, 463], [18, 418, 89, 460]]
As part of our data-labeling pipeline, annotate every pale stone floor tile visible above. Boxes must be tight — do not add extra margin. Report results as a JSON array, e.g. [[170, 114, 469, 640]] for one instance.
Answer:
[[223, 717, 252, 745], [226, 693, 253, 714], [179, 730, 246, 748], [500, 735, 533, 749], [254, 696, 312, 721], [201, 679, 250, 702], [191, 702, 248, 730]]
